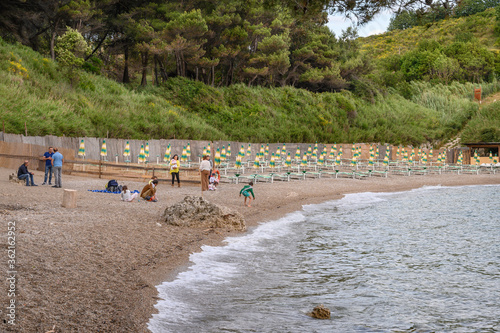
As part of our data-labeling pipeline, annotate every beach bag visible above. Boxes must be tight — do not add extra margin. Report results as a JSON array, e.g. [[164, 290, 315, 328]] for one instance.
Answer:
[[106, 179, 119, 192]]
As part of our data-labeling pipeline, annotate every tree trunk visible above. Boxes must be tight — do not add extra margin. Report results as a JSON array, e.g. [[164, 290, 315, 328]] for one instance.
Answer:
[[158, 56, 168, 83], [154, 54, 159, 86], [50, 18, 60, 61], [141, 50, 149, 86], [211, 65, 215, 86], [123, 45, 130, 84]]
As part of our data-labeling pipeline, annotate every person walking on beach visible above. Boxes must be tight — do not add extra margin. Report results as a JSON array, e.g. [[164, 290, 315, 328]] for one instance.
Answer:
[[51, 148, 64, 188], [42, 146, 54, 185], [170, 154, 181, 187], [239, 182, 255, 207], [199, 155, 211, 192], [18, 160, 37, 186]]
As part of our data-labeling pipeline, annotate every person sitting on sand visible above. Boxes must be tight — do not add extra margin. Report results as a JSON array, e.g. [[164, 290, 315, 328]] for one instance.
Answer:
[[121, 185, 139, 202], [141, 179, 158, 202], [239, 182, 255, 207]]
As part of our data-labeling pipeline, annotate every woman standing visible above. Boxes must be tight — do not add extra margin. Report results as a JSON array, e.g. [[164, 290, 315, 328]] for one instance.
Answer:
[[170, 154, 181, 187], [199, 155, 211, 192]]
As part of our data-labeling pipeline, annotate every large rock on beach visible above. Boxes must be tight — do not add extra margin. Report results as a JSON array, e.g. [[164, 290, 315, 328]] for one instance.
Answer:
[[161, 196, 246, 231], [307, 304, 331, 319]]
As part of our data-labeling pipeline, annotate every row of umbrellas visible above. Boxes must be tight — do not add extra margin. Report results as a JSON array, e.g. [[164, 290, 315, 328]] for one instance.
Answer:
[[77, 139, 498, 165]]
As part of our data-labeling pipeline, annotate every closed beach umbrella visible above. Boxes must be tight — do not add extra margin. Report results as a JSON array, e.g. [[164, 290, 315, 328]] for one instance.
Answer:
[[123, 141, 130, 157], [282, 143, 287, 156], [313, 141, 318, 155], [285, 153, 292, 167], [265, 143, 269, 157], [145, 142, 150, 158], [494, 154, 498, 164], [422, 153, 427, 165], [335, 153, 341, 166], [207, 143, 211, 155], [186, 142, 191, 159], [489, 151, 493, 164], [221, 146, 226, 161], [383, 154, 389, 166], [375, 146, 379, 159], [437, 151, 442, 164], [247, 144, 252, 157], [385, 146, 390, 162], [235, 156, 242, 169], [227, 144, 231, 158], [78, 139, 85, 157], [270, 153, 276, 168], [368, 154, 374, 167], [322, 146, 327, 158], [100, 140, 107, 157], [253, 155, 260, 169], [260, 145, 265, 159], [239, 145, 245, 158], [351, 154, 357, 167], [276, 147, 281, 159], [329, 146, 335, 160], [214, 148, 220, 166], [396, 146, 400, 160], [457, 150, 463, 165], [302, 153, 308, 167], [307, 145, 312, 157], [311, 148, 317, 161], [163, 145, 171, 162], [351, 144, 356, 159], [429, 149, 433, 161], [181, 146, 188, 162], [318, 154, 324, 166], [139, 145, 145, 163], [338, 146, 343, 159], [473, 150, 479, 165], [295, 147, 301, 160]]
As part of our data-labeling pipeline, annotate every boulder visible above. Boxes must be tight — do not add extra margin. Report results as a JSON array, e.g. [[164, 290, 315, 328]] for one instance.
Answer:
[[161, 196, 246, 231], [9, 173, 23, 185], [307, 305, 330, 319]]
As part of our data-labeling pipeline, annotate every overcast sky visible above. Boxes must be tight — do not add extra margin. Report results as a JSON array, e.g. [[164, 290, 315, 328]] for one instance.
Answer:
[[327, 10, 393, 38]]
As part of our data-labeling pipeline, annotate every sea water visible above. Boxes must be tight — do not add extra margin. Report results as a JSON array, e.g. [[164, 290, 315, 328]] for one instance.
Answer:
[[149, 185, 500, 333]]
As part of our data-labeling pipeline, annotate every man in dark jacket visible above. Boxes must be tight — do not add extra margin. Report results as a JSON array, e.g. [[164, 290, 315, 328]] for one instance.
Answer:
[[18, 160, 37, 186]]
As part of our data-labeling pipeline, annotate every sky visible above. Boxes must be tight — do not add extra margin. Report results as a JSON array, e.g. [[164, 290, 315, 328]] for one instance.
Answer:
[[327, 10, 393, 38]]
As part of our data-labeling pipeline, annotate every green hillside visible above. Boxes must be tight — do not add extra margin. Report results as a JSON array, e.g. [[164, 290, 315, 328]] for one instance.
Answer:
[[1, 36, 499, 145], [360, 8, 498, 60]]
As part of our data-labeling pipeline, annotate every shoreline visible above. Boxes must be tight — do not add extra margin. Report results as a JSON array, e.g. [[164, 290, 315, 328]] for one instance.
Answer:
[[0, 167, 498, 332]]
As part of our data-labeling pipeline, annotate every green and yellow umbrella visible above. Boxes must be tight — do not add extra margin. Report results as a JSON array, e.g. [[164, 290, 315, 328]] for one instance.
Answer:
[[368, 154, 374, 167], [227, 144, 231, 158], [186, 142, 191, 159], [207, 143, 211, 155], [385, 146, 390, 162], [163, 144, 171, 162], [202, 146, 208, 156], [246, 144, 252, 157], [338, 146, 343, 159], [318, 154, 324, 166], [145, 142, 150, 158], [473, 150, 479, 165], [329, 146, 335, 160], [307, 145, 312, 157], [265, 143, 269, 157], [100, 140, 107, 157], [335, 153, 341, 166], [375, 146, 379, 159], [383, 154, 389, 166], [351, 144, 356, 160], [494, 154, 498, 164], [302, 153, 308, 167], [322, 146, 327, 158], [282, 143, 287, 156], [311, 148, 317, 161], [181, 146, 188, 162], [489, 151, 493, 164], [285, 153, 292, 168], [457, 150, 463, 165], [295, 147, 301, 160], [396, 146, 400, 160], [270, 153, 276, 168], [429, 149, 433, 161], [313, 141, 318, 155], [351, 154, 357, 167], [239, 145, 245, 158], [235, 156, 242, 169], [138, 145, 145, 163], [260, 145, 265, 159], [422, 152, 427, 165], [78, 139, 85, 157], [276, 147, 281, 159], [221, 146, 226, 162], [214, 148, 220, 166], [253, 155, 260, 169], [123, 141, 130, 157]]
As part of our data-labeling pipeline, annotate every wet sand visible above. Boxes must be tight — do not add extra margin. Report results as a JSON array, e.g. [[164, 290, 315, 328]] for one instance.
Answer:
[[0, 167, 498, 332]]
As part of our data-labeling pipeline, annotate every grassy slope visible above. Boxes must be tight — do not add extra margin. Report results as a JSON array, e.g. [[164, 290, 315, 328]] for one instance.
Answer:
[[1, 37, 498, 145], [359, 8, 498, 59]]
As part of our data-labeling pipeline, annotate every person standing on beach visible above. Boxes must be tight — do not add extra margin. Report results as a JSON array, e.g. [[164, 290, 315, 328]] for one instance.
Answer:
[[51, 148, 64, 188], [17, 160, 37, 186], [170, 154, 181, 187], [42, 146, 54, 185], [199, 155, 211, 192], [239, 182, 255, 207]]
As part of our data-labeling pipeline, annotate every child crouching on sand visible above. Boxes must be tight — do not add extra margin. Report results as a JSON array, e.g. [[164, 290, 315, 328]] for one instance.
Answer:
[[121, 185, 139, 202], [239, 182, 255, 207]]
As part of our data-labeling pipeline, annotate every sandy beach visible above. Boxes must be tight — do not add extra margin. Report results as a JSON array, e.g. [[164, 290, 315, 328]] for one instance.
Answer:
[[0, 166, 499, 332]]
